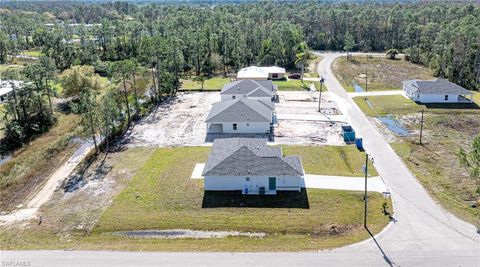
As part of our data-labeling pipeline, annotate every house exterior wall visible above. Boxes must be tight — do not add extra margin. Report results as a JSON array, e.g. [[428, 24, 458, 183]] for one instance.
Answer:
[[206, 123, 223, 133], [418, 94, 461, 103], [403, 83, 420, 101], [207, 122, 270, 134], [204, 175, 302, 192], [237, 77, 268, 81], [268, 73, 285, 80]]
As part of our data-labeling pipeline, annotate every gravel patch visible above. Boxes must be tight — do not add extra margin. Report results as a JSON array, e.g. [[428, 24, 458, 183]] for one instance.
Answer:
[[113, 229, 266, 239]]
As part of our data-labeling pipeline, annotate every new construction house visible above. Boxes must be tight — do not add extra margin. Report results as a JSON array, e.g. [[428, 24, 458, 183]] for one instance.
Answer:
[[202, 138, 305, 194]]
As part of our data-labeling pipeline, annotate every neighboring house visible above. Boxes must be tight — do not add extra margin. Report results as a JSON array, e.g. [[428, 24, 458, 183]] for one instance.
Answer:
[[205, 98, 273, 134], [237, 66, 286, 80], [0, 80, 23, 103], [202, 138, 305, 194], [220, 79, 277, 102], [403, 78, 473, 103]]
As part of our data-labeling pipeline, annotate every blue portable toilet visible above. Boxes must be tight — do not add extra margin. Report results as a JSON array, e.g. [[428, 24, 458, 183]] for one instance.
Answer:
[[342, 125, 356, 143], [355, 138, 364, 151]]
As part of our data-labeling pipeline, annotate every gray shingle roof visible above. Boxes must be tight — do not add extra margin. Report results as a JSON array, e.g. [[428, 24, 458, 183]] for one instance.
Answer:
[[247, 87, 273, 97], [221, 80, 275, 95], [403, 78, 472, 95], [205, 99, 272, 123], [258, 100, 275, 110], [202, 138, 304, 177]]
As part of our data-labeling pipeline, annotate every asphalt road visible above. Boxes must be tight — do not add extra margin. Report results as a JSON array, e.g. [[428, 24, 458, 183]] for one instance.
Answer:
[[2, 52, 480, 267]]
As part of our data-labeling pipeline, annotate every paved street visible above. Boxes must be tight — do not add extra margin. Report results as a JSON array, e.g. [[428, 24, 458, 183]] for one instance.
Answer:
[[313, 52, 480, 265]]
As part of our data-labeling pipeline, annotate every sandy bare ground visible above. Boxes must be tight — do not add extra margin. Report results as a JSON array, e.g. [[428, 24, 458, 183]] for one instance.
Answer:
[[128, 91, 347, 147], [0, 139, 96, 224], [128, 92, 219, 147], [274, 91, 346, 145], [113, 229, 266, 239]]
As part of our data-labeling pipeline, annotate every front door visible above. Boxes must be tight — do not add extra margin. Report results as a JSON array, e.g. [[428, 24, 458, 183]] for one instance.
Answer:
[[268, 177, 276, 191]]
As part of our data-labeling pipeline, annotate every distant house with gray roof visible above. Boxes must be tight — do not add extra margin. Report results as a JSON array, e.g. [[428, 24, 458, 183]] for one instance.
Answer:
[[220, 79, 277, 102], [205, 98, 273, 134], [202, 138, 304, 194], [403, 78, 473, 103]]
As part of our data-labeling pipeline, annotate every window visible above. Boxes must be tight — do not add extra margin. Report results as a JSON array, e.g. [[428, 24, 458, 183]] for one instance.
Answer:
[[246, 123, 249, 127], [444, 95, 449, 101], [245, 177, 250, 181], [232, 95, 236, 99], [233, 123, 238, 130], [272, 73, 278, 79]]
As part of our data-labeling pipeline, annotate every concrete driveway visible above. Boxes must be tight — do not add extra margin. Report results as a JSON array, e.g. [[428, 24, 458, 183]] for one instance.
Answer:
[[303, 174, 388, 193], [347, 90, 407, 98]]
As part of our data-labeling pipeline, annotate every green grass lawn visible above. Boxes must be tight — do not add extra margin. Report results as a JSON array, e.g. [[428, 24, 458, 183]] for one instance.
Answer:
[[0, 64, 24, 73], [354, 95, 424, 116], [273, 79, 325, 91], [0, 146, 390, 251], [283, 146, 377, 177], [180, 77, 231, 90], [353, 94, 480, 225], [22, 50, 44, 57], [304, 73, 319, 78], [89, 147, 390, 251], [333, 56, 435, 92]]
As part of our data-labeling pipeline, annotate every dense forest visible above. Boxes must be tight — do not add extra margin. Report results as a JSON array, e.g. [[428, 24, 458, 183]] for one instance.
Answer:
[[1, 1, 479, 87], [0, 0, 479, 149]]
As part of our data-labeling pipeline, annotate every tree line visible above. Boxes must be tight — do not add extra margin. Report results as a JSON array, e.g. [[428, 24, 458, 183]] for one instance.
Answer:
[[0, 1, 479, 152], [1, 1, 478, 89]]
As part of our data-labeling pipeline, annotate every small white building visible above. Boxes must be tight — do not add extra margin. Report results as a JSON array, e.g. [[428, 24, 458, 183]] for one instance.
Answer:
[[0, 79, 23, 103], [205, 98, 273, 134], [220, 79, 277, 102], [403, 78, 473, 103], [237, 66, 286, 80], [202, 138, 305, 194]]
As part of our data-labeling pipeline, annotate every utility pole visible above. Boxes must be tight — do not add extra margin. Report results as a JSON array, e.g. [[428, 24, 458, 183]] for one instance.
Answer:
[[364, 67, 368, 92], [419, 109, 425, 145], [318, 76, 324, 112], [364, 153, 368, 229]]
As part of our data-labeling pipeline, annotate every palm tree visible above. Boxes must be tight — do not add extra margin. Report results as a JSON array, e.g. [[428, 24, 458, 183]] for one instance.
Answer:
[[295, 42, 312, 82]]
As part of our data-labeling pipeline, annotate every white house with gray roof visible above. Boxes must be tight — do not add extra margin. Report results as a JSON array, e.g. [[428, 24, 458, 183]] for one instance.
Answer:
[[220, 79, 277, 102], [202, 138, 304, 194], [403, 78, 473, 103], [205, 98, 273, 134]]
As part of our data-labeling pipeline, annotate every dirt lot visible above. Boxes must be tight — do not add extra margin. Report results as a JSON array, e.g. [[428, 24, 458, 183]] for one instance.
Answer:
[[128, 92, 218, 147], [333, 56, 435, 92], [275, 91, 345, 145], [0, 148, 156, 244], [127, 91, 346, 147]]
